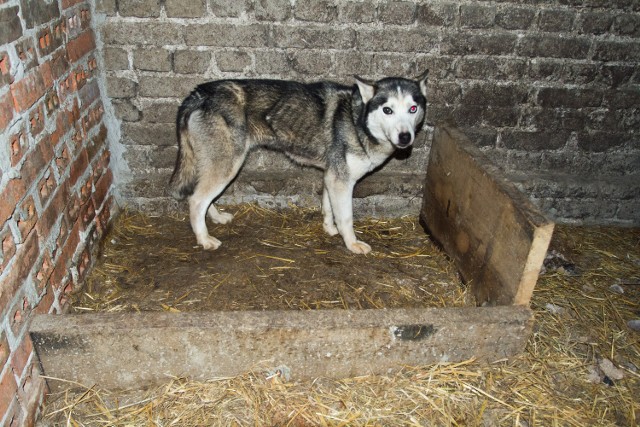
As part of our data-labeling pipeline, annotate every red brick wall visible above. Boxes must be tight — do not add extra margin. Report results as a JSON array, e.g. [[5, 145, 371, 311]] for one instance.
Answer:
[[0, 0, 114, 424]]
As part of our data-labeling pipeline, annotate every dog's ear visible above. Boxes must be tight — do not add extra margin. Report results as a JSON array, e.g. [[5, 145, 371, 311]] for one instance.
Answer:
[[415, 69, 429, 98], [354, 75, 375, 104]]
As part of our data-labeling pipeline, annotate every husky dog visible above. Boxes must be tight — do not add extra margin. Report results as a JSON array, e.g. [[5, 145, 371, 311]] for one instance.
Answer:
[[169, 71, 429, 254]]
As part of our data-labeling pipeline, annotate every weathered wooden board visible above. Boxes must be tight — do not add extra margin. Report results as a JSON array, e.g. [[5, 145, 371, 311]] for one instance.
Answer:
[[422, 126, 554, 306], [31, 307, 532, 391]]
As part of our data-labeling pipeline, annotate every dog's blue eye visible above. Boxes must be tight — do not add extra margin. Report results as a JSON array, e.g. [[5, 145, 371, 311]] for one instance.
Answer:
[[383, 107, 393, 115], [409, 106, 417, 113]]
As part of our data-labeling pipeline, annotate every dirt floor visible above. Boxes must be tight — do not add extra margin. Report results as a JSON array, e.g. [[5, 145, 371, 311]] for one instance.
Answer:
[[71, 204, 468, 313], [41, 209, 640, 426]]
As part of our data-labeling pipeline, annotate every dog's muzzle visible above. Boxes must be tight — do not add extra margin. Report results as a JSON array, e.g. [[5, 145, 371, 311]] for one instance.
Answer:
[[397, 132, 413, 148]]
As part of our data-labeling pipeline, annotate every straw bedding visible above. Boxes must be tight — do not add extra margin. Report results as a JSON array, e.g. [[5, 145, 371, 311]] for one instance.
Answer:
[[40, 206, 639, 426]]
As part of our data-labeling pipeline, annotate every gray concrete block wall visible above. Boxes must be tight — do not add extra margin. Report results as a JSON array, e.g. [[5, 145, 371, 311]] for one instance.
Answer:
[[96, 0, 639, 224]]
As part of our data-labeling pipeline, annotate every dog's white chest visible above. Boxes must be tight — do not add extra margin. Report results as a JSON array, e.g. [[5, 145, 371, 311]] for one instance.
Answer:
[[346, 151, 389, 181]]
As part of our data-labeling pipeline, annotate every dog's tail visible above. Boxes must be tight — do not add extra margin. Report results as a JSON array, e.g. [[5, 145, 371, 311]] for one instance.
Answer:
[[168, 91, 204, 200]]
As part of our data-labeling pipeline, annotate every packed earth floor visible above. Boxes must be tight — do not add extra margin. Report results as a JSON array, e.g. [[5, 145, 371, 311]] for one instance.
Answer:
[[70, 204, 468, 313], [40, 205, 640, 426]]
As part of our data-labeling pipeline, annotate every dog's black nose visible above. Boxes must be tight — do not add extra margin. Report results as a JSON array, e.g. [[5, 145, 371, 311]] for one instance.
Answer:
[[398, 132, 412, 147]]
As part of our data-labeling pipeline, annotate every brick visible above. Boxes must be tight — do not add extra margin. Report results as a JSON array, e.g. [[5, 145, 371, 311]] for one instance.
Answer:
[[0, 331, 9, 370], [69, 148, 89, 187], [29, 103, 45, 137], [294, 0, 337, 22], [0, 225, 16, 275], [37, 168, 57, 208], [15, 38, 38, 73], [216, 50, 252, 72], [210, 0, 247, 18], [67, 30, 96, 63], [379, 1, 416, 25], [254, 0, 290, 21], [538, 9, 575, 32], [442, 31, 517, 56], [102, 21, 183, 45], [96, 0, 117, 15], [255, 50, 289, 74], [273, 25, 355, 50], [79, 79, 100, 108], [600, 64, 636, 87], [456, 57, 527, 81], [10, 335, 33, 379], [93, 169, 113, 210], [62, 0, 85, 9], [0, 178, 25, 222], [34, 285, 54, 314], [87, 125, 108, 162], [10, 62, 54, 113], [517, 34, 590, 59], [577, 12, 613, 35], [79, 198, 95, 231], [288, 50, 331, 75], [338, 1, 375, 23], [112, 99, 141, 122], [105, 76, 137, 99], [0, 51, 12, 87], [334, 51, 375, 77], [593, 40, 640, 62], [165, 0, 205, 17], [37, 20, 65, 57], [0, 368, 18, 419], [501, 130, 569, 151], [462, 83, 528, 107], [20, 0, 60, 29], [416, 3, 456, 26], [373, 53, 418, 77], [529, 107, 586, 130], [577, 131, 629, 152], [118, 0, 161, 17], [104, 47, 129, 71], [357, 28, 437, 53], [0, 6, 22, 45], [133, 48, 172, 72], [185, 24, 269, 47], [460, 4, 496, 29], [495, 6, 535, 30], [452, 104, 520, 128], [613, 13, 640, 37], [0, 91, 14, 130], [16, 196, 37, 240], [33, 250, 53, 294], [50, 50, 70, 80], [138, 76, 201, 98], [174, 50, 210, 74], [537, 87, 602, 108], [0, 231, 39, 314]]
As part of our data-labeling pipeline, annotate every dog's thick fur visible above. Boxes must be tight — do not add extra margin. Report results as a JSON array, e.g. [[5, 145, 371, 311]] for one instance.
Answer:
[[169, 71, 429, 254]]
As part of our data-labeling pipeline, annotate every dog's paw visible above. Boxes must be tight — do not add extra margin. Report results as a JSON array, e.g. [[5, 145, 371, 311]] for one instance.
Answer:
[[198, 235, 222, 250], [209, 211, 234, 224], [323, 222, 339, 236], [348, 240, 371, 255]]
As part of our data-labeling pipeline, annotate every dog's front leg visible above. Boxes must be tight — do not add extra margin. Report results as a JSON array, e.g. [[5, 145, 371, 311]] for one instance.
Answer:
[[324, 172, 371, 254]]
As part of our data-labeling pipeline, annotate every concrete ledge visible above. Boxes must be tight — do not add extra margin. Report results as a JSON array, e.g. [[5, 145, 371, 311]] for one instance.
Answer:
[[31, 306, 532, 391]]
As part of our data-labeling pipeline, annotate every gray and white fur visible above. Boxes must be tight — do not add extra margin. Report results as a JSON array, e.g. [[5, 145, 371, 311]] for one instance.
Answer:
[[169, 71, 429, 254]]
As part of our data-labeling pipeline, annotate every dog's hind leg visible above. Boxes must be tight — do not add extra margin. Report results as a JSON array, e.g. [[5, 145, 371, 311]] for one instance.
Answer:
[[187, 111, 248, 250], [321, 186, 338, 236], [207, 205, 234, 224]]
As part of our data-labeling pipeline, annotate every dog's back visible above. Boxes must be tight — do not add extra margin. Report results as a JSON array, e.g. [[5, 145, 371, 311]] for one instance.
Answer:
[[170, 79, 355, 199]]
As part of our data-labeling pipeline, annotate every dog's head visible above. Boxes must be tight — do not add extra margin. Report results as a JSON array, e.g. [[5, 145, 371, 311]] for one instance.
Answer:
[[355, 70, 428, 150]]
